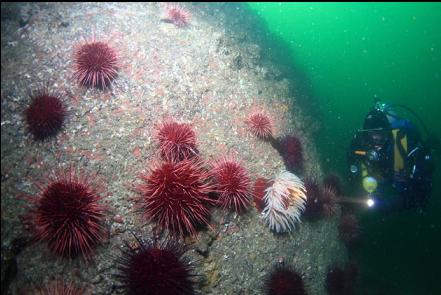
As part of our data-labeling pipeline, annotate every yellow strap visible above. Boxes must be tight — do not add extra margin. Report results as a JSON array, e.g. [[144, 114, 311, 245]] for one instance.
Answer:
[[392, 129, 407, 172]]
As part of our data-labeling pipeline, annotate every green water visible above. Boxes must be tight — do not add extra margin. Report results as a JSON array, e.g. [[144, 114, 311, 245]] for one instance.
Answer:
[[247, 2, 441, 294]]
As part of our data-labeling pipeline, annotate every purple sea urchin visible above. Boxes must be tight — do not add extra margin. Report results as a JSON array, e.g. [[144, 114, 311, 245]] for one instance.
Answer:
[[25, 88, 67, 140], [115, 235, 196, 295], [304, 180, 338, 220], [277, 135, 304, 172], [303, 178, 322, 220], [25, 169, 107, 260], [264, 263, 306, 295]]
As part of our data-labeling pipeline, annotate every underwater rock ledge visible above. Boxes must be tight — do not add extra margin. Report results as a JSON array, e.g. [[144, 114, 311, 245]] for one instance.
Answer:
[[1, 3, 346, 294]]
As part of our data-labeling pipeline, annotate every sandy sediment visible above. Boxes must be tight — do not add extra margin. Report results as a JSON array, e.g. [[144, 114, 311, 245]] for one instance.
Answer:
[[1, 3, 346, 294]]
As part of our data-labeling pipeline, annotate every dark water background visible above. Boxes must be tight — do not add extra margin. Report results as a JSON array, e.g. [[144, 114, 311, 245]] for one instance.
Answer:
[[246, 3, 441, 294]]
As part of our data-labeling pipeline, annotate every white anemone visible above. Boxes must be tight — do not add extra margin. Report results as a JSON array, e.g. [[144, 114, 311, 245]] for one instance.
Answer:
[[262, 171, 307, 233]]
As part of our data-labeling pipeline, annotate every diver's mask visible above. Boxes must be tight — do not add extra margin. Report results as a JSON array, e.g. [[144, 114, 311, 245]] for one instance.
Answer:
[[368, 129, 388, 147]]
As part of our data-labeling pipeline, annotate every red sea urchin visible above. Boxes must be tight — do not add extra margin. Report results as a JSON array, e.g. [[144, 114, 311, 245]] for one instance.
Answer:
[[264, 263, 307, 295], [136, 159, 214, 237], [25, 89, 67, 141], [115, 235, 196, 295], [212, 156, 252, 213], [25, 169, 106, 260], [73, 41, 118, 89], [165, 4, 191, 27], [245, 110, 274, 140], [155, 119, 198, 162]]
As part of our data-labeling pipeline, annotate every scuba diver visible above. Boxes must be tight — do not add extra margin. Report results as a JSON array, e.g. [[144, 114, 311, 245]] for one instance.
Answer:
[[348, 100, 436, 211]]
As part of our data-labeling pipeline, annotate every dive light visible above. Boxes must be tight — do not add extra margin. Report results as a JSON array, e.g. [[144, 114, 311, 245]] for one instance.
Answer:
[[366, 196, 375, 208]]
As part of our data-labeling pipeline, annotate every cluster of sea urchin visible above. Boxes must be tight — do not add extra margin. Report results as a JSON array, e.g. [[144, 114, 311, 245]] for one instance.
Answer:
[[261, 171, 307, 233], [244, 110, 306, 175], [25, 169, 106, 260], [15, 4, 356, 294], [25, 39, 120, 142]]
